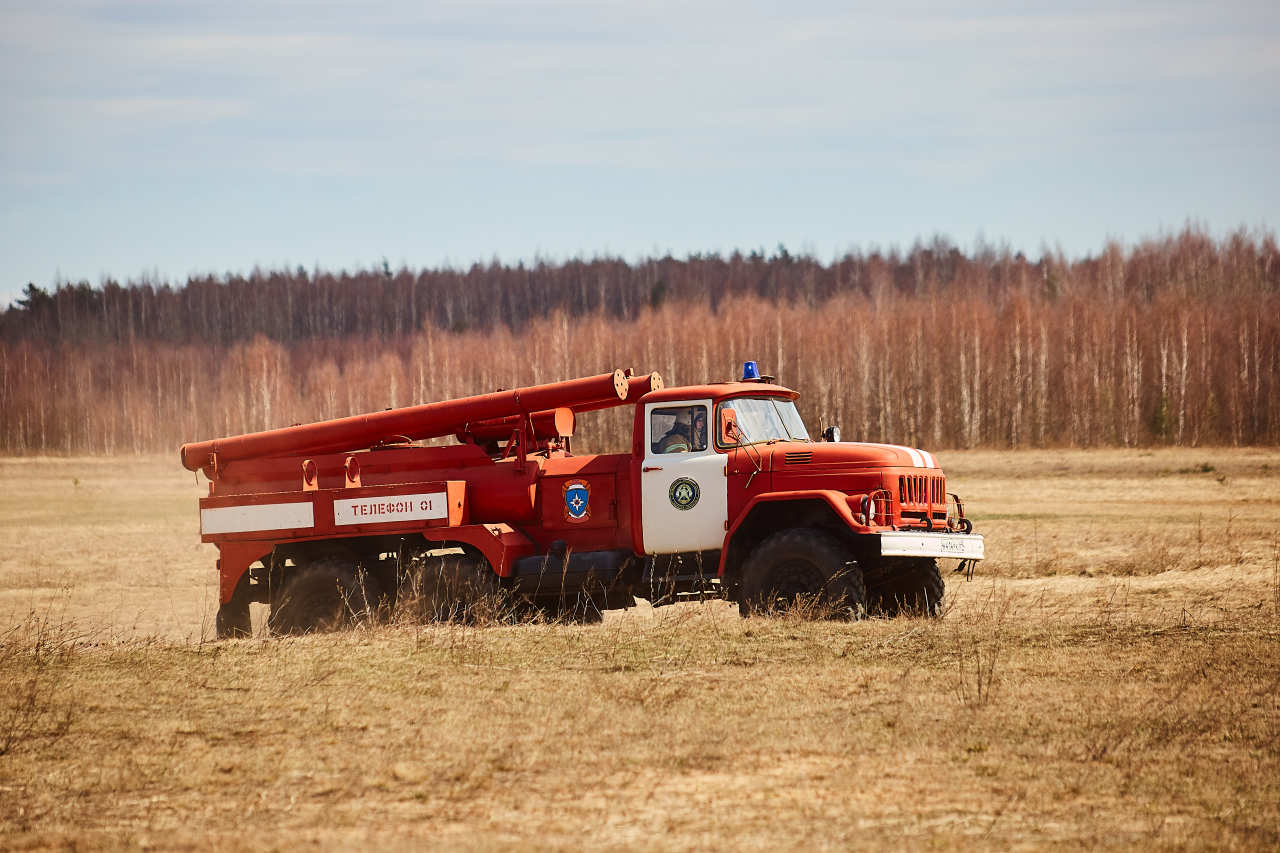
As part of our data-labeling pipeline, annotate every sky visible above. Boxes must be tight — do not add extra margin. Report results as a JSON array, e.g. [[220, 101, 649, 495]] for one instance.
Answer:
[[1, 0, 1277, 306]]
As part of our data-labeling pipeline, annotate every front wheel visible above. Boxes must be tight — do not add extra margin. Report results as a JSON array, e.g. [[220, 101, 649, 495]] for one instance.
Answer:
[[739, 528, 866, 619]]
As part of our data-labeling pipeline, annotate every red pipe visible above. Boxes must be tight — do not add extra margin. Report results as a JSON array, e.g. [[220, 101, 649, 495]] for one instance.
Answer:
[[461, 408, 576, 444], [573, 372, 664, 413], [180, 370, 629, 472]]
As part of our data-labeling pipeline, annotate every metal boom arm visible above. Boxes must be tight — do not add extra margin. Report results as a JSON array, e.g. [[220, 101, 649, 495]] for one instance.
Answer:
[[180, 369, 632, 473]]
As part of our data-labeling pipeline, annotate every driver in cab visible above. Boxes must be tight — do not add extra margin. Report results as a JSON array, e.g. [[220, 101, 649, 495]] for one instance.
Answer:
[[656, 407, 708, 453]]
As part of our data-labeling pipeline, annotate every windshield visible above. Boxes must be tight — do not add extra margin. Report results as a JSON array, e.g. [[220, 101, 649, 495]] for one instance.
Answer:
[[718, 397, 811, 445]]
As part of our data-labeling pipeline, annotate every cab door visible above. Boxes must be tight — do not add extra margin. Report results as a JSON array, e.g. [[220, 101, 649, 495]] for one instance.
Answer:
[[639, 400, 728, 554]]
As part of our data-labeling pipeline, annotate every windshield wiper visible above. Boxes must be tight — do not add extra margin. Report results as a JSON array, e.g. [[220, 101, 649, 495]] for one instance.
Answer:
[[729, 422, 764, 488]]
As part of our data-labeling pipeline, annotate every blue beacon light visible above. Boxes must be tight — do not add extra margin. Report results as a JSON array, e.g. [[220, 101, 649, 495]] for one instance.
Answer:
[[742, 361, 761, 381]]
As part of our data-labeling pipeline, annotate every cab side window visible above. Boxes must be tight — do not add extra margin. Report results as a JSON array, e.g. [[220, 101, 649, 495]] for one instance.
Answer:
[[650, 405, 709, 454]]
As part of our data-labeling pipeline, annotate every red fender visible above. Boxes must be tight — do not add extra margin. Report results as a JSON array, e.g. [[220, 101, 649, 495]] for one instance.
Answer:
[[218, 542, 272, 605], [220, 524, 535, 605], [420, 523, 536, 578], [716, 489, 871, 577]]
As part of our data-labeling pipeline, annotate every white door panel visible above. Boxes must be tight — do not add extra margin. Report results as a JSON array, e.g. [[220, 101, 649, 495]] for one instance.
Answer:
[[640, 400, 727, 554]]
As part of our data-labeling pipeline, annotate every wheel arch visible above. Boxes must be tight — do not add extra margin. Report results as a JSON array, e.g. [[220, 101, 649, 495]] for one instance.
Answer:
[[717, 490, 866, 585], [265, 524, 533, 591], [218, 542, 272, 606]]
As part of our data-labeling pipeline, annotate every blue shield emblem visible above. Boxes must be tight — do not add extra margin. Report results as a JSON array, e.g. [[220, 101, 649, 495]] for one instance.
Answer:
[[563, 480, 591, 522]]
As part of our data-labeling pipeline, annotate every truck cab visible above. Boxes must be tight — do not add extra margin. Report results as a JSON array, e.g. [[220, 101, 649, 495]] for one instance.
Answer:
[[628, 378, 984, 615]]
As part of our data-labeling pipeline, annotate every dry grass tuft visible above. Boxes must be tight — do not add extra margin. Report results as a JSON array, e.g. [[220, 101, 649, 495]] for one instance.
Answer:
[[947, 585, 1009, 708], [1272, 534, 1280, 619], [0, 613, 81, 756]]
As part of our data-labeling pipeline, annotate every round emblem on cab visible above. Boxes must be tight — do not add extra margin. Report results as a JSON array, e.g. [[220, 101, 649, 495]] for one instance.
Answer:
[[668, 477, 701, 511]]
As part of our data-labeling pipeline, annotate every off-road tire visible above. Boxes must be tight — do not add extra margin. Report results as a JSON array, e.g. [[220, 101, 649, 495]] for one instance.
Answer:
[[267, 561, 382, 635], [215, 598, 252, 639], [401, 550, 503, 623], [739, 528, 866, 619], [864, 557, 944, 617]]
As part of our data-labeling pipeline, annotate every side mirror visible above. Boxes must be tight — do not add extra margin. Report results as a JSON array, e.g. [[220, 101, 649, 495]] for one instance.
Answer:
[[721, 409, 741, 445], [821, 425, 841, 443]]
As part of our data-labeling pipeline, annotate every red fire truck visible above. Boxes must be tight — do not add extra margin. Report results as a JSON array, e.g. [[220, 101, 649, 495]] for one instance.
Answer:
[[181, 365, 984, 637]]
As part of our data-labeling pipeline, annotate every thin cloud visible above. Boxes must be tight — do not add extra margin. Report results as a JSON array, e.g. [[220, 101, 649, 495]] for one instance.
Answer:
[[89, 95, 250, 121]]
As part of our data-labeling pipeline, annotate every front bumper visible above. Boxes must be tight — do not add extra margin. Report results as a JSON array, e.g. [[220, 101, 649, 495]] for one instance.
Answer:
[[879, 531, 985, 560]]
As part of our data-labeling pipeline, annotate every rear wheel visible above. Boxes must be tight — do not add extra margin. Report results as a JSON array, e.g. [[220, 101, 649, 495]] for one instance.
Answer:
[[268, 561, 382, 635], [215, 598, 252, 639], [739, 528, 866, 618], [400, 549, 504, 623], [864, 557, 944, 617]]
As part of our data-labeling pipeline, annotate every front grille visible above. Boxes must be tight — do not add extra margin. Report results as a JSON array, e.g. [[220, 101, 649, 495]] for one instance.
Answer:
[[898, 474, 944, 508]]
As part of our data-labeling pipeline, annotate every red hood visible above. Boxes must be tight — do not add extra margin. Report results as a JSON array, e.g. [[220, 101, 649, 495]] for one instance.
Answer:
[[764, 441, 940, 471]]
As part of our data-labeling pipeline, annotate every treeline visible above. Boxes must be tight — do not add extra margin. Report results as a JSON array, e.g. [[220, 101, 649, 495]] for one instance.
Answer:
[[1, 228, 1277, 453], [5, 228, 1277, 346]]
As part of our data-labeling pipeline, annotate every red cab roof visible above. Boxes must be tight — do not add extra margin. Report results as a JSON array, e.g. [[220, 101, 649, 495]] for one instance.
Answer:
[[639, 382, 799, 405]]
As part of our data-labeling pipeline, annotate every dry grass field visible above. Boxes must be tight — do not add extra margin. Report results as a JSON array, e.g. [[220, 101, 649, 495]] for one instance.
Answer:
[[1, 449, 1278, 849]]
